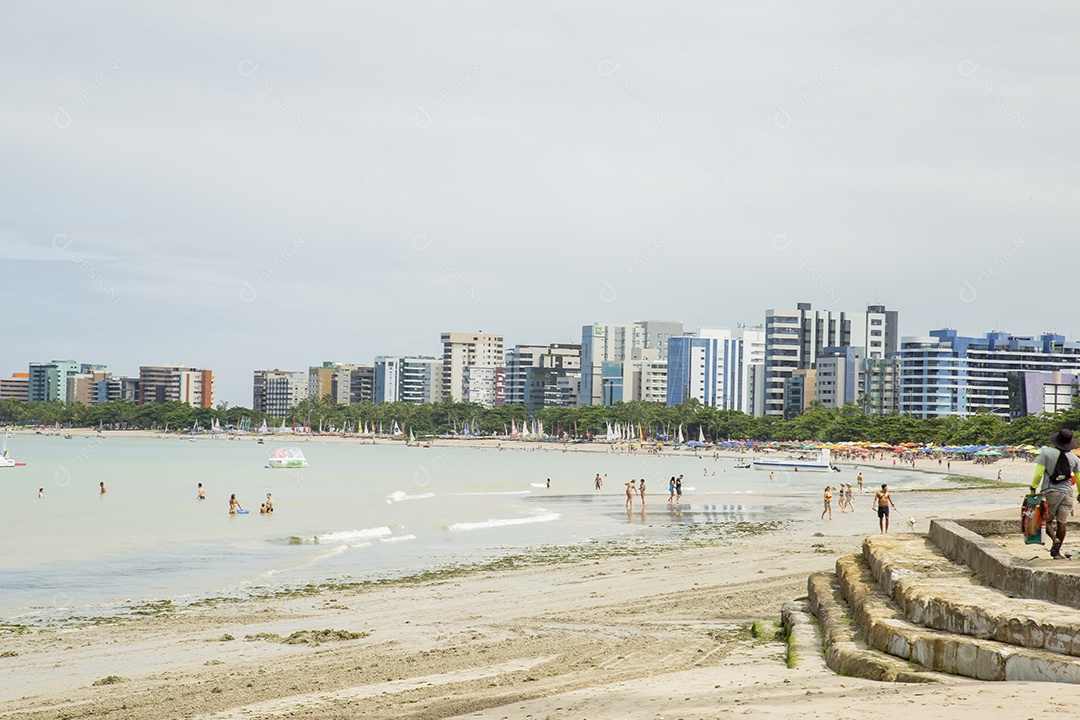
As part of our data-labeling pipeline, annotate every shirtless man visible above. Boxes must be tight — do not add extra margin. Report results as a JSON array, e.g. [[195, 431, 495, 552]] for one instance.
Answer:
[[873, 484, 898, 534], [638, 478, 646, 504], [197, 483, 206, 500], [595, 473, 602, 490]]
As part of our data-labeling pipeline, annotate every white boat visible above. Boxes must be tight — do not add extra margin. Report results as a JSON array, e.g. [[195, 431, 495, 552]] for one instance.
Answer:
[[0, 441, 24, 468], [267, 447, 308, 469], [753, 448, 836, 473], [733, 459, 752, 469]]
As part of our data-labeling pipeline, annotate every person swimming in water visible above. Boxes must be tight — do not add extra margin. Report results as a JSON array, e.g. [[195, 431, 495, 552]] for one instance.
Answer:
[[197, 483, 206, 500]]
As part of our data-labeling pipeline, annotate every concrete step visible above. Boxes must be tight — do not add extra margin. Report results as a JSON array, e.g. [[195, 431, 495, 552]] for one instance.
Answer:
[[929, 519, 1080, 609], [863, 533, 1080, 657], [836, 552, 1080, 682], [805, 571, 944, 683]]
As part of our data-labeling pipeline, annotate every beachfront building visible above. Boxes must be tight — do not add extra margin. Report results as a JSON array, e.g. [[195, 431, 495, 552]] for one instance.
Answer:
[[504, 343, 581, 411], [463, 366, 505, 408], [898, 330, 1080, 419], [784, 369, 816, 419], [349, 366, 375, 404], [140, 365, 214, 408], [1010, 370, 1080, 417], [95, 376, 139, 404], [0, 373, 29, 401], [402, 357, 443, 404], [580, 320, 682, 406], [373, 356, 443, 404], [373, 356, 402, 404], [441, 332, 504, 402], [28, 360, 80, 402], [862, 357, 901, 415], [815, 346, 863, 410], [67, 369, 112, 406], [309, 362, 363, 405], [252, 369, 309, 417], [666, 335, 719, 408], [763, 303, 897, 417], [666, 327, 765, 414]]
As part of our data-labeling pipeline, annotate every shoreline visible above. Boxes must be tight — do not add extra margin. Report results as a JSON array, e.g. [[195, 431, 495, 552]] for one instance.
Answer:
[[0, 484, 1043, 720], [11, 427, 1041, 486]]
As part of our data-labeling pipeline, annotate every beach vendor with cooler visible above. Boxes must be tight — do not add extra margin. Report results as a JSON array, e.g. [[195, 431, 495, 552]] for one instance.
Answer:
[[1030, 428, 1080, 560]]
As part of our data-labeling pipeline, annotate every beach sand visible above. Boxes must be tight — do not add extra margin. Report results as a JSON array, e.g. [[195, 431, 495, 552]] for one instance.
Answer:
[[2, 451, 1073, 720]]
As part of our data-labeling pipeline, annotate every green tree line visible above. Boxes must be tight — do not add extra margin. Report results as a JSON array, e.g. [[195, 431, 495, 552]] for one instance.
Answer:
[[0, 396, 1075, 447]]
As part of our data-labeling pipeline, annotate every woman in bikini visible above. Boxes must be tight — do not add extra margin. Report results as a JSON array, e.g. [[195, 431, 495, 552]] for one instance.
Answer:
[[821, 486, 833, 520], [625, 479, 636, 508]]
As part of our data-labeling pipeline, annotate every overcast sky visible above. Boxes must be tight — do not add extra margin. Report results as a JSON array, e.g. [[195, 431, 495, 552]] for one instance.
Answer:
[[2, 2, 1077, 406]]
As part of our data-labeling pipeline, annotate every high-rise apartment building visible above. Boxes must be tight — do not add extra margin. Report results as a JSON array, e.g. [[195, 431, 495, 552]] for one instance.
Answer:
[[441, 332, 504, 402], [402, 357, 443, 404], [374, 356, 402, 404], [140, 365, 214, 408], [899, 330, 1080, 419], [0, 373, 30, 401], [580, 320, 682, 406], [253, 369, 309, 417], [463, 366, 505, 408], [763, 303, 897, 417], [349, 366, 375, 404], [309, 362, 361, 405], [95, 376, 140, 404], [28, 360, 80, 402], [505, 344, 581, 411]]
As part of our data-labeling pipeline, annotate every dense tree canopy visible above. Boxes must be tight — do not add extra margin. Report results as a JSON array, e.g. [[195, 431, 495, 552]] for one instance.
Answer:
[[2, 396, 1076, 447]]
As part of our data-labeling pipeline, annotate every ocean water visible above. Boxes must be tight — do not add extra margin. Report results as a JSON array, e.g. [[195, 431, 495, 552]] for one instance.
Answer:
[[0, 434, 955, 626]]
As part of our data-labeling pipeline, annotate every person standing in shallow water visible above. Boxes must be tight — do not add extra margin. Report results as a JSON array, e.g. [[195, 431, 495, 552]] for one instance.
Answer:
[[229, 493, 242, 515], [625, 479, 636, 508], [638, 478, 646, 504]]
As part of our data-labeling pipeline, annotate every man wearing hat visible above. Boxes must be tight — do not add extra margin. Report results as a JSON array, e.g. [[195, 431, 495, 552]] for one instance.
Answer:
[[1031, 428, 1080, 559]]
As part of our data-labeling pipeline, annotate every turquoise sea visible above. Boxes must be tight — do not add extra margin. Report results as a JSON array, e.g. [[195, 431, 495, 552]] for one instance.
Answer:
[[0, 433, 958, 627]]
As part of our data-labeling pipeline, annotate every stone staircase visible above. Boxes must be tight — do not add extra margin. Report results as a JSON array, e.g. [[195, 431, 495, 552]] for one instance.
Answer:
[[784, 518, 1080, 683]]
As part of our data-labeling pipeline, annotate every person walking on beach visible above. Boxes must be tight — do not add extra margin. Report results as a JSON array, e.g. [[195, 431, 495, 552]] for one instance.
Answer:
[[197, 483, 205, 500], [857, 472, 863, 493], [1030, 428, 1080, 559], [667, 476, 676, 503], [845, 483, 854, 510], [625, 479, 636, 508], [675, 474, 683, 502], [229, 493, 242, 515], [638, 477, 646, 504], [595, 473, 602, 490], [873, 484, 898, 534], [822, 486, 833, 520]]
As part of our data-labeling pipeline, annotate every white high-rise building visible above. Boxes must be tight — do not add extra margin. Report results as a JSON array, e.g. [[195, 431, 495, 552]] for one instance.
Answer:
[[441, 332, 504, 402], [763, 303, 897, 417]]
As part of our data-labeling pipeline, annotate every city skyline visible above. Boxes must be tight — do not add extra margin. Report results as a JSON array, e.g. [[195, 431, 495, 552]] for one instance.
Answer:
[[3, 4, 1078, 408]]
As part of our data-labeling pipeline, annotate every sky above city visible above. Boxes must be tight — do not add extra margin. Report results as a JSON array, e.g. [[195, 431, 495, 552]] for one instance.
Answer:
[[2, 2, 1077, 406]]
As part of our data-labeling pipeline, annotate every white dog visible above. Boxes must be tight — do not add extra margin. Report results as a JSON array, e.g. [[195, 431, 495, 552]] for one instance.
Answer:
[[907, 517, 918, 532]]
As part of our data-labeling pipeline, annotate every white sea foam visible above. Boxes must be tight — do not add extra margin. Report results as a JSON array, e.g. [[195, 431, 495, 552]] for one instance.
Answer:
[[446, 512, 560, 532], [310, 527, 393, 544], [386, 491, 436, 503], [380, 534, 417, 544], [529, 482, 547, 488]]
